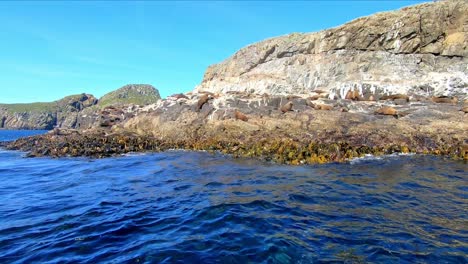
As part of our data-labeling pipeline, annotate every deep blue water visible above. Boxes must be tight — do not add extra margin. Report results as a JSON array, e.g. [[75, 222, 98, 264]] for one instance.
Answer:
[[0, 131, 467, 263], [0, 130, 49, 141]]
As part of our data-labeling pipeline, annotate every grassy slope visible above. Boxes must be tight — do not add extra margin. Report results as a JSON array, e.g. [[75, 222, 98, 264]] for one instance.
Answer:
[[0, 94, 86, 114], [0, 85, 161, 113], [97, 85, 161, 108]]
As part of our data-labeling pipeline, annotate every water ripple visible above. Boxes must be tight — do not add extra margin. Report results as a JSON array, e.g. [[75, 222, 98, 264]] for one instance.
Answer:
[[0, 141, 467, 262]]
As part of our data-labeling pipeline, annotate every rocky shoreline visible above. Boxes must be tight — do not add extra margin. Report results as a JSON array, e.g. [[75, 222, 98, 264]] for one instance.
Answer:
[[4, 92, 467, 164], [2, 0, 467, 164]]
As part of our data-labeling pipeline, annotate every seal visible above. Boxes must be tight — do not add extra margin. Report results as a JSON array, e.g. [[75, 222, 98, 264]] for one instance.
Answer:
[[308, 95, 321, 101], [287, 95, 301, 100], [353, 90, 360, 100], [234, 110, 248, 122], [375, 106, 398, 117], [431, 96, 458, 104], [197, 94, 210, 111], [314, 104, 333, 110], [345, 90, 354, 100], [380, 94, 410, 102], [280, 101, 293, 113], [461, 105, 468, 113], [345, 89, 360, 100]]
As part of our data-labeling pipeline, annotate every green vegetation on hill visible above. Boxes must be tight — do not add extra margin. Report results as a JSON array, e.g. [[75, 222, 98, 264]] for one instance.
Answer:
[[0, 84, 161, 114], [98, 84, 161, 108], [0, 94, 93, 114], [0, 102, 56, 114]]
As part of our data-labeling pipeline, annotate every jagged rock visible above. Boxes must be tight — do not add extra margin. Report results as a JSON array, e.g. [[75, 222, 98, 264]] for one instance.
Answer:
[[196, 0, 467, 99], [0, 93, 98, 130]]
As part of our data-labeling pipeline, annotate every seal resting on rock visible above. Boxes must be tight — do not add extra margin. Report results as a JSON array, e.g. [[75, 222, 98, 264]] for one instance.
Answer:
[[308, 95, 321, 101], [345, 90, 355, 100], [197, 94, 210, 111], [431, 96, 458, 104], [375, 106, 398, 117], [461, 106, 468, 113], [380, 94, 410, 102], [314, 104, 333, 110], [280, 101, 293, 113], [234, 110, 248, 122]]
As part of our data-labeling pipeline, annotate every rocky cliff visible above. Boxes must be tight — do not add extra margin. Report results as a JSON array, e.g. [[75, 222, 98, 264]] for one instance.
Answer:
[[0, 84, 160, 130], [0, 94, 98, 130], [196, 0, 467, 99], [4, 1, 468, 163]]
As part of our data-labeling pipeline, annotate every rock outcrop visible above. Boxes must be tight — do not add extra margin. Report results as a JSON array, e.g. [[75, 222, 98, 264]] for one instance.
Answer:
[[196, 0, 467, 99], [6, 92, 467, 162], [3, 1, 468, 164], [0, 94, 98, 130], [0, 84, 160, 130]]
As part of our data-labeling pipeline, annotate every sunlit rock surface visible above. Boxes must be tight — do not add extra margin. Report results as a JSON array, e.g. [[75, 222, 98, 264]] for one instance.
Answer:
[[196, 0, 467, 99]]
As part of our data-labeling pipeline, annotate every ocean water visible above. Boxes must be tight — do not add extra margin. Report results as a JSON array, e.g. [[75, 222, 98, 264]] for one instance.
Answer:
[[0, 131, 466, 263]]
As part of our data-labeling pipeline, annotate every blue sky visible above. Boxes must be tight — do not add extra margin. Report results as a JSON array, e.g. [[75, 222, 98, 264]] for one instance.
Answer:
[[0, 1, 428, 103]]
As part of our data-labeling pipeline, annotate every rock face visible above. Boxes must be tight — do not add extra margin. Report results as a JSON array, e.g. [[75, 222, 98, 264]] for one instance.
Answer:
[[0, 84, 160, 130], [0, 94, 98, 130], [196, 0, 467, 99]]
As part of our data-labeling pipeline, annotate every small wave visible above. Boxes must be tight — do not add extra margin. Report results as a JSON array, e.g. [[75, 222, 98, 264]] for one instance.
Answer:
[[0, 146, 465, 263], [349, 152, 416, 164], [121, 152, 151, 157]]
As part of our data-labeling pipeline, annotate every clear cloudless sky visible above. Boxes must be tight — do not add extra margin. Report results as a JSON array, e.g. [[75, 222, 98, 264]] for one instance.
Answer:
[[0, 0, 429, 103]]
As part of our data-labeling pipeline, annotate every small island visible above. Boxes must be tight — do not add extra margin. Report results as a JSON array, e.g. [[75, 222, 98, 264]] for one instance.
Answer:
[[1, 0, 467, 164]]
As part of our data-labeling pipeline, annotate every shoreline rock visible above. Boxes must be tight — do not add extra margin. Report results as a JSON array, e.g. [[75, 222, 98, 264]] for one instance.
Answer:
[[2, 1, 467, 164], [5, 93, 467, 163]]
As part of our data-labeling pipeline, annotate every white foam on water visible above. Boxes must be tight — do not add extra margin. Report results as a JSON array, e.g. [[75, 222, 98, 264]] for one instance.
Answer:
[[349, 152, 416, 164]]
